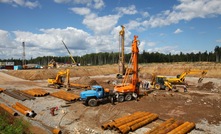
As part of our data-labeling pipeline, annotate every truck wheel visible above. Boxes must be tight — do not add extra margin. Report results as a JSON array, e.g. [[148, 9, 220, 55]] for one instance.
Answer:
[[88, 98, 98, 107], [155, 84, 161, 90], [125, 94, 132, 101], [117, 95, 124, 102]]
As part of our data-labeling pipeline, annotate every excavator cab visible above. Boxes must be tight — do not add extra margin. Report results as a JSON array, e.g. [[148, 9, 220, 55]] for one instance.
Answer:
[[154, 76, 167, 90]]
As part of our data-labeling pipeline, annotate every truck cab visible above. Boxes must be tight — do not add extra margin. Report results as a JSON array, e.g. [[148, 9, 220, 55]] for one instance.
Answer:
[[80, 85, 112, 106]]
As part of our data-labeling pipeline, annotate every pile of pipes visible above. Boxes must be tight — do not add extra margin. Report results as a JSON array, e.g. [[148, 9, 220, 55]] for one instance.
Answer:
[[0, 103, 18, 116], [50, 90, 80, 102], [146, 118, 195, 134], [22, 88, 49, 97], [12, 102, 36, 117], [101, 111, 158, 134], [0, 88, 5, 93]]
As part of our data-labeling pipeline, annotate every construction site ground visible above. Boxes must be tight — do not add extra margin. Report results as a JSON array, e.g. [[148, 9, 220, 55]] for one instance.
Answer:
[[0, 62, 221, 134]]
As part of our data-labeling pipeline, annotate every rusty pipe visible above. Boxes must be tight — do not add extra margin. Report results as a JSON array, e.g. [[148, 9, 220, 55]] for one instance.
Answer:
[[101, 122, 112, 130], [178, 122, 195, 134], [130, 114, 158, 131], [0, 88, 5, 92], [52, 128, 62, 134], [0, 103, 18, 116], [114, 112, 150, 129], [146, 118, 175, 134], [117, 125, 130, 134], [15, 102, 33, 112], [167, 122, 190, 134], [12, 104, 29, 116], [158, 120, 184, 134], [118, 113, 153, 131], [107, 111, 144, 129]]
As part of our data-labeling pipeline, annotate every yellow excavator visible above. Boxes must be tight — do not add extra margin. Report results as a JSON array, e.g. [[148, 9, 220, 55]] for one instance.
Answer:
[[166, 69, 208, 84], [47, 69, 90, 90], [48, 69, 70, 89], [150, 75, 174, 91]]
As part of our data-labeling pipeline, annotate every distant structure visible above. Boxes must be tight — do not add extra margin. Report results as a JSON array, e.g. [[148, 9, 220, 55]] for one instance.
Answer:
[[22, 42, 26, 66]]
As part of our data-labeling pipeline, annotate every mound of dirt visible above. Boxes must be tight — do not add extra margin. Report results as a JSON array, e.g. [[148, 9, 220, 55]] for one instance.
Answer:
[[73, 76, 98, 85], [197, 82, 215, 91]]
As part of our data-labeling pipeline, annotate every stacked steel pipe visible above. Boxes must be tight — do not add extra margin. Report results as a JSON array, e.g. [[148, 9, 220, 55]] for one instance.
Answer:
[[50, 90, 80, 102], [146, 118, 195, 134], [12, 102, 36, 117], [22, 88, 50, 97], [101, 111, 158, 134], [0, 103, 18, 116], [0, 88, 5, 93], [52, 128, 62, 134]]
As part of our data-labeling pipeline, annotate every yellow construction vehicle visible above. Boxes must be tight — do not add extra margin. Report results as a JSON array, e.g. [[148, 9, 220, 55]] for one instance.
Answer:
[[150, 75, 174, 91], [48, 59, 57, 69], [166, 69, 208, 84], [48, 69, 70, 89], [62, 41, 77, 66]]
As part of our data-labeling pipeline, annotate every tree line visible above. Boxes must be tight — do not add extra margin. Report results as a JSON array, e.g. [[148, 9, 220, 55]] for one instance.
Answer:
[[1, 46, 221, 66]]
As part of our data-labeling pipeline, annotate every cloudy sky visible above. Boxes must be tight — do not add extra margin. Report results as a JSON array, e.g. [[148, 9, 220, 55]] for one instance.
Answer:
[[0, 0, 221, 59]]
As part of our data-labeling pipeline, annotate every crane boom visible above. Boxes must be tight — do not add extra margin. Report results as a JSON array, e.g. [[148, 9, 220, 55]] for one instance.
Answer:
[[62, 41, 76, 65]]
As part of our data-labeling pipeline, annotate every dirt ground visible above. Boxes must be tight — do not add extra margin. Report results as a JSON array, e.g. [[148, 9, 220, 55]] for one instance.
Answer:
[[0, 62, 221, 134]]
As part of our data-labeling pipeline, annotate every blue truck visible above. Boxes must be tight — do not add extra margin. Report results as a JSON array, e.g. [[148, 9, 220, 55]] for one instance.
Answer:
[[80, 85, 115, 106]]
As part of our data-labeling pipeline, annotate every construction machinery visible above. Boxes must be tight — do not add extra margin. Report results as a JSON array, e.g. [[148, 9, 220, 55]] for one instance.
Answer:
[[116, 25, 126, 79], [150, 75, 174, 91], [48, 69, 70, 89], [80, 85, 115, 106], [166, 69, 208, 84], [48, 59, 57, 69], [62, 40, 77, 66], [114, 35, 140, 102]]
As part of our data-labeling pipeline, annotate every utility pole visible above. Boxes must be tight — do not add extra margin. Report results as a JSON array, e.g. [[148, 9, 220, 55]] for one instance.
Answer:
[[22, 42, 26, 66]]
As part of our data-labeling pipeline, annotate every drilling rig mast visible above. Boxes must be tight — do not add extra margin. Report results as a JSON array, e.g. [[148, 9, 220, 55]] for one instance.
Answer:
[[118, 25, 125, 77]]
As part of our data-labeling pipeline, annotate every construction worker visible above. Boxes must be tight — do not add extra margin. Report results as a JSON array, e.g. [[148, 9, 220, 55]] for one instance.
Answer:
[[184, 85, 187, 92], [50, 106, 58, 116]]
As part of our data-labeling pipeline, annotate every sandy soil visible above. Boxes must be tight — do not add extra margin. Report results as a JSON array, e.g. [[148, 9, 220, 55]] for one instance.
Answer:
[[0, 62, 221, 134]]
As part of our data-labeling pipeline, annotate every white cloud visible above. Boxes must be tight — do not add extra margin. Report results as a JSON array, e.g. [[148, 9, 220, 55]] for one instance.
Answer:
[[115, 5, 138, 15], [0, 25, 129, 59], [127, 0, 221, 30], [54, 0, 105, 9], [174, 28, 183, 34], [216, 39, 221, 43], [69, 7, 91, 15], [0, 30, 22, 59], [141, 11, 150, 18], [0, 0, 40, 9], [54, 0, 70, 3], [146, 46, 180, 54], [83, 14, 121, 35]]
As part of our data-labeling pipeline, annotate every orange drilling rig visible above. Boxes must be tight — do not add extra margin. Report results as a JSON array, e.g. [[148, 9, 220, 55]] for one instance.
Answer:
[[114, 35, 140, 102]]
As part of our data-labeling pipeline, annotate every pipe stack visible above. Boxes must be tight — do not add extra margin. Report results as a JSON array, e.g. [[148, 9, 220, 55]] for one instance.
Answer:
[[22, 88, 49, 97], [12, 102, 36, 117], [101, 111, 158, 134], [146, 118, 195, 134], [0, 103, 18, 116], [50, 90, 80, 102]]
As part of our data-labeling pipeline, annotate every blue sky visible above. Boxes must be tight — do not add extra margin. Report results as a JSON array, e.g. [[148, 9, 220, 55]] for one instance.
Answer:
[[0, 0, 221, 59]]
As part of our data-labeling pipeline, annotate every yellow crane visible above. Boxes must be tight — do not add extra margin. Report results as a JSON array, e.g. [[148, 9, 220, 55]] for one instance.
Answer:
[[62, 40, 77, 65]]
